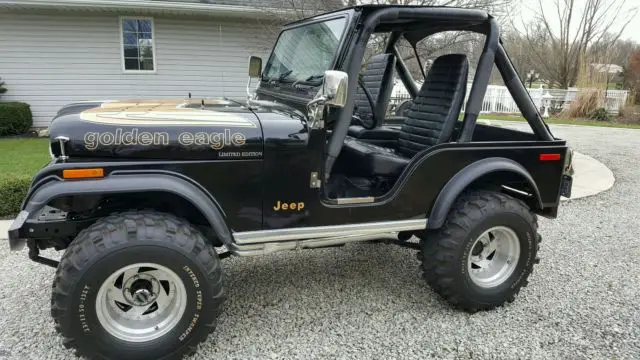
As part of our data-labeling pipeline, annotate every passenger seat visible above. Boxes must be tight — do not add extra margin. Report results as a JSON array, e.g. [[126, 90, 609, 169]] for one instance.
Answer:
[[341, 54, 469, 178]]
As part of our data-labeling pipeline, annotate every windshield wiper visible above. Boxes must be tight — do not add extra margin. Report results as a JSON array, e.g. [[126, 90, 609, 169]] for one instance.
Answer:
[[293, 74, 325, 86], [278, 70, 294, 82], [263, 69, 295, 84], [303, 74, 324, 82]]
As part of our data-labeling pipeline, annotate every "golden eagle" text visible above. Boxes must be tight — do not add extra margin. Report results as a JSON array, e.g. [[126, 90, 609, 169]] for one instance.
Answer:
[[84, 128, 246, 150]]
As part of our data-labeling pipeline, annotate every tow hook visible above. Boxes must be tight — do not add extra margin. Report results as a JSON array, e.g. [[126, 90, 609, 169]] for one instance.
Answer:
[[27, 239, 59, 268]]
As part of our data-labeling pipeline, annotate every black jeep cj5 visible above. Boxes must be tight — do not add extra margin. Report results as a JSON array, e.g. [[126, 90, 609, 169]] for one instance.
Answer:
[[9, 5, 572, 360]]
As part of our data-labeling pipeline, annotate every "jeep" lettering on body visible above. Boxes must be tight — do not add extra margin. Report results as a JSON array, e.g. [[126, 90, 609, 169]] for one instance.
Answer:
[[273, 201, 305, 211]]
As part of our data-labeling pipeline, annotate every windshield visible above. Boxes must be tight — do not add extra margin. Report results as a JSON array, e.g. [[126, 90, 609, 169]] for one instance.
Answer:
[[263, 17, 347, 85]]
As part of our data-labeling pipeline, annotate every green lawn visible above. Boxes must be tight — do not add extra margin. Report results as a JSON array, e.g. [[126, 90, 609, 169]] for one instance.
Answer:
[[478, 114, 640, 130], [0, 138, 50, 180]]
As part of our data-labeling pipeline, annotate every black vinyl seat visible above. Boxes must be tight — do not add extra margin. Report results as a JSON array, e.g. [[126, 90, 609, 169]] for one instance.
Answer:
[[341, 54, 469, 178], [354, 53, 396, 123]]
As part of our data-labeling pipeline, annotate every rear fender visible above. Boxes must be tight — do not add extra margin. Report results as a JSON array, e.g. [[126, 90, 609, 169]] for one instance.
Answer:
[[427, 157, 542, 229]]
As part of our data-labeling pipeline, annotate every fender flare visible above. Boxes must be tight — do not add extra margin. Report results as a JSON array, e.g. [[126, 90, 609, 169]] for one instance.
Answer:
[[427, 157, 543, 229], [21, 174, 232, 244]]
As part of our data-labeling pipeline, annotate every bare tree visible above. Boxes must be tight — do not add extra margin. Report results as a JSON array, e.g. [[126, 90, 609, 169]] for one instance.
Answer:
[[353, 0, 517, 80], [590, 37, 640, 68], [520, 0, 637, 88], [622, 51, 640, 103], [255, 0, 345, 50]]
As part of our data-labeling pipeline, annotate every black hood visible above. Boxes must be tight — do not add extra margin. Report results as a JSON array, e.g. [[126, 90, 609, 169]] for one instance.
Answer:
[[49, 98, 265, 161]]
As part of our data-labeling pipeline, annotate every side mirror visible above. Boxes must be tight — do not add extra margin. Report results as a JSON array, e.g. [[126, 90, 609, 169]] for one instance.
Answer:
[[308, 70, 348, 108], [322, 70, 348, 107], [248, 56, 263, 78]]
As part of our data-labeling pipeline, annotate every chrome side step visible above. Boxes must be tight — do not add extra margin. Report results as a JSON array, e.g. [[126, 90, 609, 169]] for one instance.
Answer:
[[229, 219, 427, 256], [232, 219, 427, 244], [228, 232, 400, 257]]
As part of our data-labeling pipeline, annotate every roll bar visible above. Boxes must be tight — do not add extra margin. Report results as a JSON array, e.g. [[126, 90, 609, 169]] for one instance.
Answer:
[[495, 43, 554, 141], [325, 7, 554, 178], [457, 19, 499, 142], [326, 7, 491, 177]]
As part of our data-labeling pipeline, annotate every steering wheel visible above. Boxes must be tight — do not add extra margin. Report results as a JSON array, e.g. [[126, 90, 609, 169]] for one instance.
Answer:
[[353, 78, 378, 130]]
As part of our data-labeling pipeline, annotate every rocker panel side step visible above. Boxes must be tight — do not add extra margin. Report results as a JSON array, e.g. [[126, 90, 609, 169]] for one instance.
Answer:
[[232, 219, 427, 245]]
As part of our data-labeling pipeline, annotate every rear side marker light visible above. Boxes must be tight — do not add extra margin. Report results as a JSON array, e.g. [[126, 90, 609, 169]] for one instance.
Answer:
[[63, 168, 104, 179], [539, 154, 561, 161]]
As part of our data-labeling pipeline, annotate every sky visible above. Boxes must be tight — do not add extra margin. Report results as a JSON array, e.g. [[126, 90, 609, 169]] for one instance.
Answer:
[[623, 6, 640, 43], [514, 0, 640, 43]]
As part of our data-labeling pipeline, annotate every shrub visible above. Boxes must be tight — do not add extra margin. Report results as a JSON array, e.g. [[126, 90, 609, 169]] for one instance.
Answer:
[[589, 107, 609, 121], [560, 89, 604, 119], [0, 176, 31, 216], [619, 104, 640, 124], [0, 102, 32, 136], [0, 77, 6, 97]]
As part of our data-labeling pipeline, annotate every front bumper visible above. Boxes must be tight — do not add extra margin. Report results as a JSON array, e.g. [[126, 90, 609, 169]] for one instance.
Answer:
[[8, 210, 29, 251]]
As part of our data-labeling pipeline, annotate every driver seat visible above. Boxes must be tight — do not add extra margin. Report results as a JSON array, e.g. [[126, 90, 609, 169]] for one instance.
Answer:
[[341, 54, 469, 178]]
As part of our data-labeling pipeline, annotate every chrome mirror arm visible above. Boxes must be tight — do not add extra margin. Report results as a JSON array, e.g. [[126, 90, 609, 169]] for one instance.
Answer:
[[306, 95, 329, 130], [306, 95, 329, 108], [246, 77, 255, 101]]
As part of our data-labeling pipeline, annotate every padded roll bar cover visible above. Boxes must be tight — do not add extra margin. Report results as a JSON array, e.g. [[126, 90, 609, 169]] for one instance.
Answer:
[[457, 18, 499, 142], [426, 157, 543, 229], [393, 47, 418, 98], [495, 43, 554, 141], [20, 174, 233, 244]]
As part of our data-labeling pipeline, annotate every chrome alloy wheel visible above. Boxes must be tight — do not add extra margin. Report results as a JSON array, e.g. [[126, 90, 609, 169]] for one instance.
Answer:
[[96, 263, 187, 342], [467, 226, 521, 288]]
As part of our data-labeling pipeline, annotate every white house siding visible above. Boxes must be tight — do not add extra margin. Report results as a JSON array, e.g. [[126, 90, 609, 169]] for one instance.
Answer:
[[0, 11, 275, 127]]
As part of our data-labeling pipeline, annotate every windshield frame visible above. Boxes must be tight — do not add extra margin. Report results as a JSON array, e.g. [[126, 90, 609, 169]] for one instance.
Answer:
[[260, 13, 351, 87]]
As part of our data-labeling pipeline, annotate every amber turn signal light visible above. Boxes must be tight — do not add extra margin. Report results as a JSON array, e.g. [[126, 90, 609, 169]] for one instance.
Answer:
[[63, 168, 104, 179]]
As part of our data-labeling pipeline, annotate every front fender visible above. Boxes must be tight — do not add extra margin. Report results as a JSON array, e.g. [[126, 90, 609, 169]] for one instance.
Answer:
[[9, 174, 231, 250], [427, 157, 542, 229]]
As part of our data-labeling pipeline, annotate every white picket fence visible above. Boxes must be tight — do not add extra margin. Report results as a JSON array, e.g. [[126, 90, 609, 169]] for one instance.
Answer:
[[390, 82, 629, 115]]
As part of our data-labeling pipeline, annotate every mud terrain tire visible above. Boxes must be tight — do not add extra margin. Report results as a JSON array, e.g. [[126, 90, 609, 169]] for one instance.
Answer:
[[420, 190, 541, 312], [51, 210, 224, 360]]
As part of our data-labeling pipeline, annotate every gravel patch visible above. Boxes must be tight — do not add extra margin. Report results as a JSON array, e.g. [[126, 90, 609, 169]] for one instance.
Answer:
[[0, 124, 639, 359]]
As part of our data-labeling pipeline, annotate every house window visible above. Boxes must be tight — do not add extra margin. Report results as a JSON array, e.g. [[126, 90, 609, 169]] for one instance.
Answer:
[[121, 17, 155, 72]]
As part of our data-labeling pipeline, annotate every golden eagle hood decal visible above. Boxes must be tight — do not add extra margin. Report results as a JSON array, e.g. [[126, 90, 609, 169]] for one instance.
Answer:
[[50, 98, 265, 160], [79, 99, 257, 128]]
